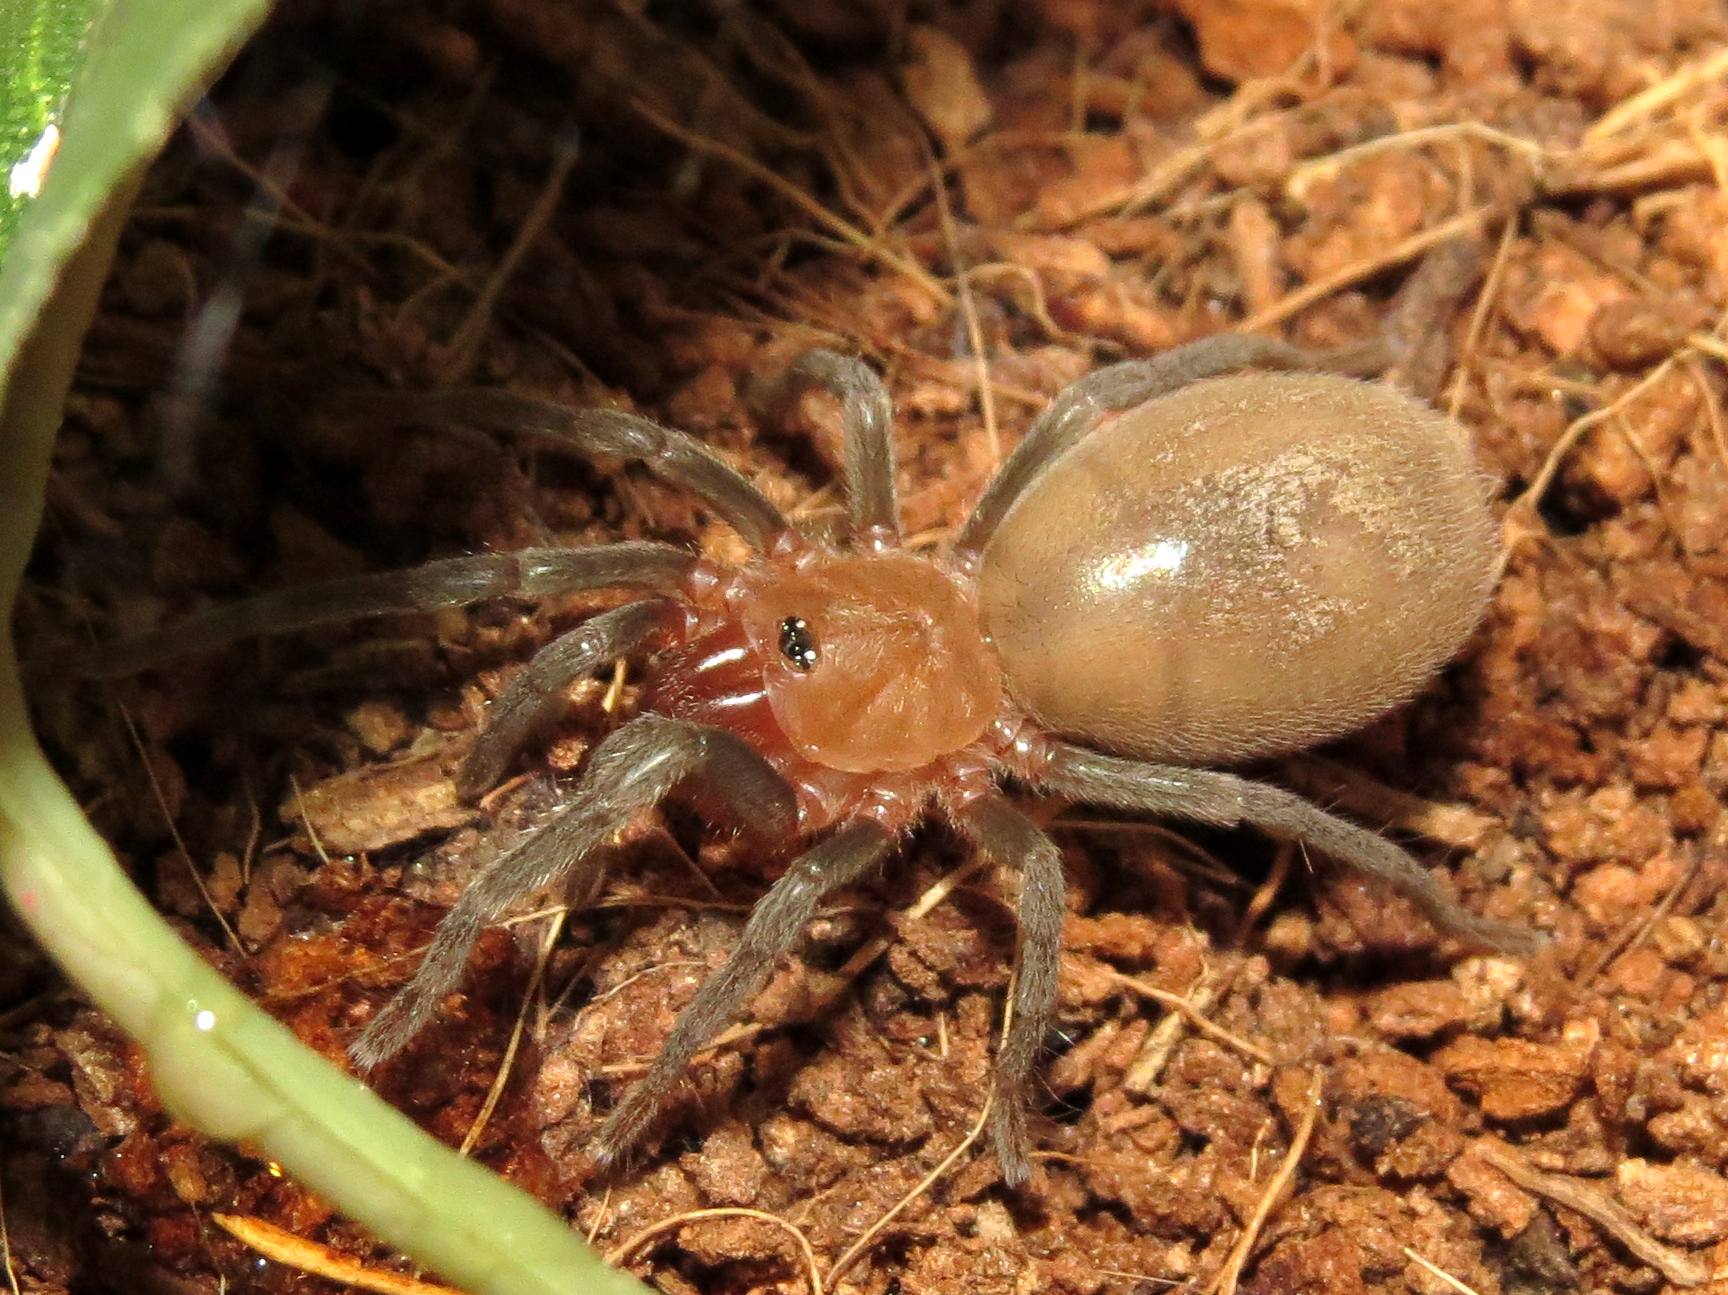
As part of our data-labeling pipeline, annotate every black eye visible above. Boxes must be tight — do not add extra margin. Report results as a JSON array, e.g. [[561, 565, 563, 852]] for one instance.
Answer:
[[778, 616, 819, 671]]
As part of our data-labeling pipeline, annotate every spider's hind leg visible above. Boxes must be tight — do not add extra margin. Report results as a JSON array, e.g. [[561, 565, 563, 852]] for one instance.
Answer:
[[1041, 744, 1544, 958], [350, 714, 798, 1069], [956, 795, 1067, 1188], [353, 388, 791, 554]]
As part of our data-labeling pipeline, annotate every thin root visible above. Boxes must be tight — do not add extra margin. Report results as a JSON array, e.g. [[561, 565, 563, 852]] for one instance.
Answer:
[[606, 1208, 823, 1295]]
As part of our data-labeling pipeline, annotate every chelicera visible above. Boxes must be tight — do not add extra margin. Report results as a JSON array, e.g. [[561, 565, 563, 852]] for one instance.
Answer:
[[93, 333, 1541, 1185]]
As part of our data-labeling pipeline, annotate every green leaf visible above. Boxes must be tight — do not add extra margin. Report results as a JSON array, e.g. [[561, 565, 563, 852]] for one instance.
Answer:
[[0, 0, 93, 252], [0, 2, 654, 1292]]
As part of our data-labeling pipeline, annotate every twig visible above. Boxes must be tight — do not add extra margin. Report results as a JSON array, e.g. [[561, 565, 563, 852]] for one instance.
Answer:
[[459, 907, 567, 1156], [1100, 964, 1273, 1066], [1239, 210, 1492, 334], [826, 1091, 995, 1286], [1204, 1069, 1325, 1295], [1472, 1142, 1710, 1287]]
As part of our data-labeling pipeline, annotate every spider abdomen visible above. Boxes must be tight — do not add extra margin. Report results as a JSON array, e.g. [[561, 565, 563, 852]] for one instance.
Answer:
[[974, 371, 1498, 766]]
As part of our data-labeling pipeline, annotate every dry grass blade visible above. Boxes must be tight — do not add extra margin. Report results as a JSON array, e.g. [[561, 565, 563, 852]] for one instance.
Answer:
[[632, 99, 951, 309], [1512, 352, 1689, 523], [1124, 963, 1224, 1093], [436, 137, 579, 382], [1278, 754, 1497, 849], [1445, 214, 1517, 421], [1402, 1247, 1486, 1295], [591, 857, 989, 1084], [1585, 47, 1728, 142], [928, 146, 1000, 470], [1284, 122, 1547, 203], [1574, 855, 1701, 993], [116, 699, 243, 954], [0, 1176, 19, 1295], [458, 908, 567, 1156]]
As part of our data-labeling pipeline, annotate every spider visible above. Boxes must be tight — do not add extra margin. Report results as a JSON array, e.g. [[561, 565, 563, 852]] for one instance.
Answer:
[[91, 332, 1540, 1186]]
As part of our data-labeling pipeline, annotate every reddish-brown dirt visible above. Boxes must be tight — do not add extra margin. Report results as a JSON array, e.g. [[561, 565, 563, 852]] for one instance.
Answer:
[[11, 2, 1728, 1293]]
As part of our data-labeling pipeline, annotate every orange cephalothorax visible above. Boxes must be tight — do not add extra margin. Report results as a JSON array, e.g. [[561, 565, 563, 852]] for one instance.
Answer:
[[732, 548, 1003, 774]]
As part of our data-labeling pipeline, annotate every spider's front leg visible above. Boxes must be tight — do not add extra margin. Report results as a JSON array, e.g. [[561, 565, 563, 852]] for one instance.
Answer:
[[348, 389, 789, 554], [1042, 745, 1544, 957], [780, 351, 900, 544], [350, 714, 798, 1068], [592, 818, 896, 1169], [82, 541, 694, 677], [457, 598, 674, 798]]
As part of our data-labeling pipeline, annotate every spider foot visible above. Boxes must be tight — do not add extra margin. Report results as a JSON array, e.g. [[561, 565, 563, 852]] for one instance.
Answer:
[[988, 1086, 1036, 1189]]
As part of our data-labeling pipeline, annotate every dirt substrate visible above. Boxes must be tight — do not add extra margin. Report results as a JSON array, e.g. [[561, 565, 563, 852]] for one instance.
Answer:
[[11, 2, 1728, 1293]]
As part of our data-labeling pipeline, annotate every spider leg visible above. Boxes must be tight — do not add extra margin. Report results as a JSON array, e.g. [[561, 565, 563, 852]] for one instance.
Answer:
[[1380, 235, 1485, 400], [783, 350, 899, 545], [457, 598, 674, 799], [1041, 745, 1544, 957], [84, 541, 694, 676], [592, 818, 895, 1169], [956, 795, 1066, 1187], [347, 389, 789, 554], [350, 714, 799, 1069], [956, 335, 1322, 557], [957, 240, 1488, 559]]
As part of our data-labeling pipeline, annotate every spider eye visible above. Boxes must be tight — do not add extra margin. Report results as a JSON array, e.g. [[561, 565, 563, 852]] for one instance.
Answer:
[[778, 616, 819, 671]]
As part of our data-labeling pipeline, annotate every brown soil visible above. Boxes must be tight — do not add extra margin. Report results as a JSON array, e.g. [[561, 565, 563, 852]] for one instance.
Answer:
[[11, 1, 1728, 1293]]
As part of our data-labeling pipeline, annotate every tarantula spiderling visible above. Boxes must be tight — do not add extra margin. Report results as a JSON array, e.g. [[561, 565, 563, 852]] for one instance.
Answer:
[[90, 335, 1542, 1186]]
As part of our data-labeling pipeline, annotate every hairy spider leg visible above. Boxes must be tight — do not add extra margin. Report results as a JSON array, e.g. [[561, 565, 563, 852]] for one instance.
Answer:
[[957, 795, 1067, 1187], [457, 598, 677, 797], [81, 541, 695, 677], [954, 335, 1327, 558], [953, 234, 1489, 562], [351, 714, 799, 1069], [356, 389, 791, 554], [1042, 745, 1544, 958], [592, 818, 896, 1169], [783, 351, 900, 545]]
